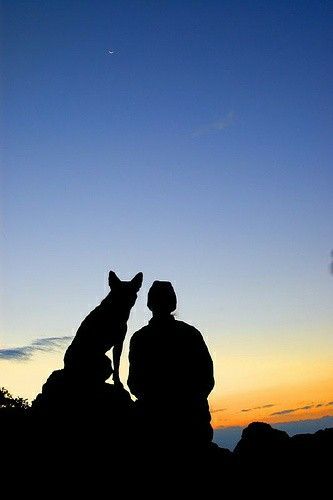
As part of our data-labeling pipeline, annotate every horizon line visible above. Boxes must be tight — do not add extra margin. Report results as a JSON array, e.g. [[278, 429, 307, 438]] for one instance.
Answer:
[[215, 413, 333, 430]]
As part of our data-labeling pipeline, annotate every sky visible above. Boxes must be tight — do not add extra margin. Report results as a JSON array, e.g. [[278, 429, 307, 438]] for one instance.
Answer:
[[1, 1, 332, 430]]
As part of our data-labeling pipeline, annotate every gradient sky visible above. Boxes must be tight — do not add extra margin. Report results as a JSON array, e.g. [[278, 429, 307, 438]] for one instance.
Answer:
[[1, 1, 332, 428]]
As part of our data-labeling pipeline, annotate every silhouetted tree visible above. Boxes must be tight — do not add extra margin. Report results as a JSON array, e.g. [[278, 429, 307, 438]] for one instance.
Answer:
[[0, 387, 29, 410], [0, 386, 30, 468]]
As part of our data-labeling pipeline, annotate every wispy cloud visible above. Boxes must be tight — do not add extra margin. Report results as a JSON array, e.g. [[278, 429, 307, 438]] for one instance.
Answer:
[[192, 111, 235, 137], [241, 403, 275, 413], [240, 400, 331, 416], [271, 404, 318, 416], [211, 408, 227, 413], [0, 337, 73, 361], [315, 402, 333, 407], [271, 408, 298, 416]]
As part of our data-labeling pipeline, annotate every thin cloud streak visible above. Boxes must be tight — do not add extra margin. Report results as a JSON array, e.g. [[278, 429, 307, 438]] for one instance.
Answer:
[[270, 401, 333, 416], [211, 408, 227, 413], [192, 111, 235, 137], [240, 400, 333, 417], [272, 409, 298, 416], [0, 336, 73, 361], [241, 403, 275, 413]]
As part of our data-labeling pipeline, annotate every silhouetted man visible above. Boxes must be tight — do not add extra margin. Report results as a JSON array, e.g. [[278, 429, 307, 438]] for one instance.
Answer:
[[128, 281, 215, 449]]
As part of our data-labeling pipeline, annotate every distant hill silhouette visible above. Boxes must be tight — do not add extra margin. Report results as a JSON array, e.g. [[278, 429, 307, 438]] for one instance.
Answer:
[[214, 415, 333, 450]]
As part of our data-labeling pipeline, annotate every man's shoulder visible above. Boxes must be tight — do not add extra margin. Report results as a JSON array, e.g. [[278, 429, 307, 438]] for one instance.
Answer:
[[174, 320, 202, 336], [130, 325, 151, 343]]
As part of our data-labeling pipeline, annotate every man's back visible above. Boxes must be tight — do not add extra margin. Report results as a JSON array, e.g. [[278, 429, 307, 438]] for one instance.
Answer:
[[127, 280, 215, 448], [128, 316, 214, 401]]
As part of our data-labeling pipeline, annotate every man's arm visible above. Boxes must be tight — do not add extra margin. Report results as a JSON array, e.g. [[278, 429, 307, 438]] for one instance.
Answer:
[[127, 335, 146, 399], [191, 328, 215, 397]]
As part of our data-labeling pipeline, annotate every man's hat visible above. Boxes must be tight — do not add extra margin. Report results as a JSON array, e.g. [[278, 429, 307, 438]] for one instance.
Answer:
[[147, 281, 177, 313]]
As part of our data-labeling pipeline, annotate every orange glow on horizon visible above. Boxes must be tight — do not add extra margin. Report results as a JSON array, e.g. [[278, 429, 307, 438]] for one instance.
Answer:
[[209, 376, 333, 428], [1, 348, 332, 430]]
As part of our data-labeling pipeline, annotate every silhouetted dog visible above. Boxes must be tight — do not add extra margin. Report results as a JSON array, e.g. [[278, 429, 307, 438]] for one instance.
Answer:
[[64, 270, 143, 385], [31, 271, 143, 423]]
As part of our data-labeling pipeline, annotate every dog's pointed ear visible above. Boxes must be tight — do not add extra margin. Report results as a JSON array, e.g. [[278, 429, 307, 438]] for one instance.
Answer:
[[108, 271, 121, 288], [131, 272, 143, 291]]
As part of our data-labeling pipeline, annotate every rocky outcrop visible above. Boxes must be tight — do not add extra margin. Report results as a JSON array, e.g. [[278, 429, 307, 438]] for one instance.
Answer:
[[233, 420, 332, 484]]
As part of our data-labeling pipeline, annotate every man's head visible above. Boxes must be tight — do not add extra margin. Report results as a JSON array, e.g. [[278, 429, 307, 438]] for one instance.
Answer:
[[147, 281, 177, 315]]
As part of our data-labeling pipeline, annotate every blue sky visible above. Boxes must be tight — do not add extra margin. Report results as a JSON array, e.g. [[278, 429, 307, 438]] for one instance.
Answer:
[[1, 1, 332, 424]]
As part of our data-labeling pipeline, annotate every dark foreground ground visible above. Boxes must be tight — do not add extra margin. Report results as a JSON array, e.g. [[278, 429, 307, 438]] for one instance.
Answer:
[[1, 403, 331, 495]]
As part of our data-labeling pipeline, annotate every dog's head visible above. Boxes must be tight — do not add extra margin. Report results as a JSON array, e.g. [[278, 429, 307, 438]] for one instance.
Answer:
[[108, 271, 143, 312]]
